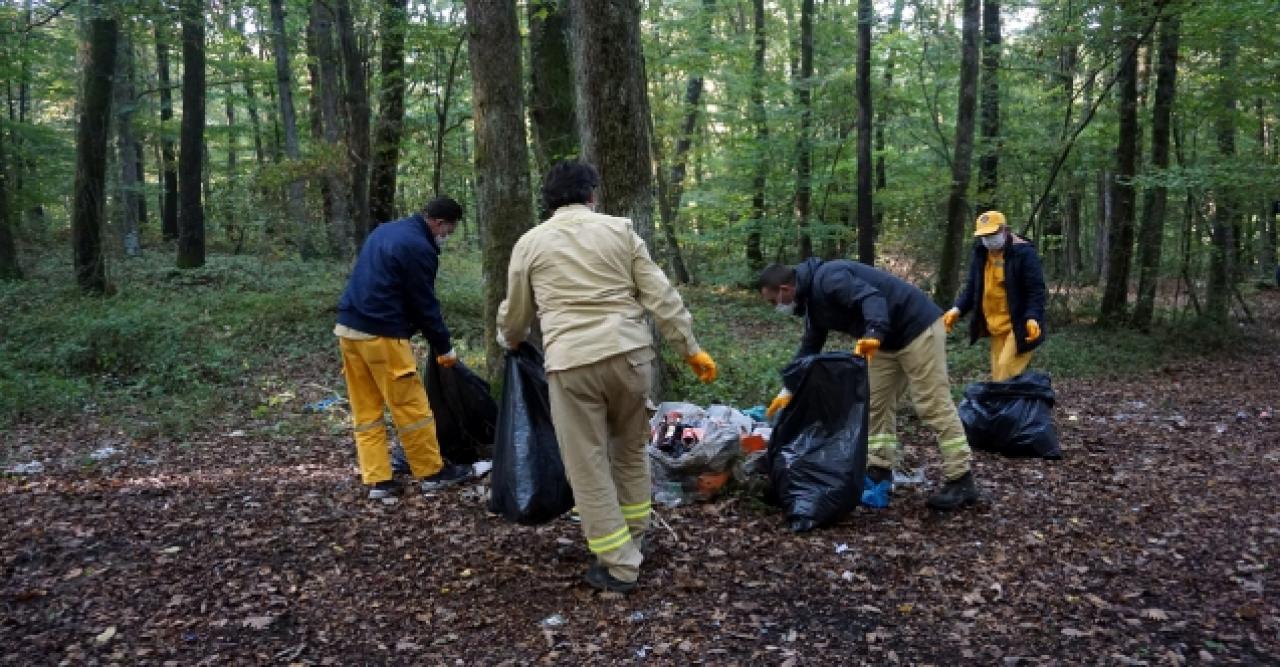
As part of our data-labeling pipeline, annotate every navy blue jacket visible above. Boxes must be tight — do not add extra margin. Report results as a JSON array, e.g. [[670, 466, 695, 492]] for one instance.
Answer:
[[337, 214, 452, 353], [953, 238, 1046, 354], [793, 258, 943, 356]]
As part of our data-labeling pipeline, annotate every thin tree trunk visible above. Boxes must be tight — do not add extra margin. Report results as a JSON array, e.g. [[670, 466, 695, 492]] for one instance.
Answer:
[[369, 0, 409, 229], [1100, 6, 1142, 322], [336, 0, 371, 248], [528, 0, 578, 176], [309, 0, 351, 256], [268, 0, 310, 257], [465, 0, 536, 377], [155, 23, 179, 241], [431, 34, 466, 196], [932, 0, 980, 307], [1096, 168, 1111, 279], [855, 0, 874, 264], [1260, 100, 1277, 280], [872, 0, 905, 265], [237, 10, 265, 165], [176, 0, 206, 269], [1206, 39, 1239, 322], [1132, 14, 1179, 329], [793, 0, 814, 260], [976, 0, 1000, 213], [656, 0, 715, 285], [114, 34, 143, 257], [746, 0, 767, 271], [72, 1, 118, 293]]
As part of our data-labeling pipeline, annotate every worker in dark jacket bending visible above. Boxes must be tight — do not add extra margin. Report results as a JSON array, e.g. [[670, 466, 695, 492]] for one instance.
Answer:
[[758, 259, 978, 510], [335, 196, 474, 501], [943, 211, 1047, 381]]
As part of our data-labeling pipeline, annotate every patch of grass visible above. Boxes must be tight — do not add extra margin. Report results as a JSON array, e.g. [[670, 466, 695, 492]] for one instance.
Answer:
[[0, 249, 487, 435]]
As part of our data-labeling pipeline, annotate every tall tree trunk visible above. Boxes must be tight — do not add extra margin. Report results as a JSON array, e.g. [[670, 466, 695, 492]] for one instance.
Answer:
[[465, 0, 536, 378], [976, 0, 1000, 213], [793, 0, 814, 260], [336, 0, 371, 248], [931, 0, 980, 307], [1206, 38, 1239, 322], [368, 0, 409, 229], [268, 0, 311, 258], [0, 115, 19, 279], [237, 10, 266, 165], [1132, 14, 1179, 329], [176, 0, 206, 269], [1057, 39, 1083, 279], [746, 0, 767, 271], [114, 34, 143, 257], [72, 1, 118, 293], [569, 0, 660, 395], [872, 0, 905, 264], [309, 0, 351, 256], [155, 23, 179, 241], [1100, 7, 1142, 322], [222, 15, 238, 248], [528, 0, 579, 176], [854, 0, 874, 264]]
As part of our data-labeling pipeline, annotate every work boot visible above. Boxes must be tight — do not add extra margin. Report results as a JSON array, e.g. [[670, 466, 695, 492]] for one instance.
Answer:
[[367, 479, 403, 501], [861, 466, 893, 509], [584, 564, 637, 594], [420, 463, 473, 493], [926, 471, 979, 510]]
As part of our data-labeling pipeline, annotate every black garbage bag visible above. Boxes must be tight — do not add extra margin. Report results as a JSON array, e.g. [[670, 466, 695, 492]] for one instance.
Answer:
[[958, 371, 1061, 459], [766, 353, 869, 532], [390, 444, 410, 475], [425, 355, 498, 464], [488, 345, 574, 525]]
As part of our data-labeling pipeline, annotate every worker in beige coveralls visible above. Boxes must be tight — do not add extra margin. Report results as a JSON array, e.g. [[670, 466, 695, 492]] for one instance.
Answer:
[[497, 160, 717, 594]]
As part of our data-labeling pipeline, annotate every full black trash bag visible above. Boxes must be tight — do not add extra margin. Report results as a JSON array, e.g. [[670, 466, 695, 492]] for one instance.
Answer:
[[425, 355, 498, 464], [958, 371, 1061, 459], [766, 353, 869, 532], [488, 345, 574, 525]]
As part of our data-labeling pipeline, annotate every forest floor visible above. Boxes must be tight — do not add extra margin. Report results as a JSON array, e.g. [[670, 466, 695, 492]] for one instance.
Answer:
[[3, 287, 1279, 664]]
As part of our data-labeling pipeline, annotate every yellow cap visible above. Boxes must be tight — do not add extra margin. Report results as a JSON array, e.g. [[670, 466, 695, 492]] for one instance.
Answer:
[[974, 210, 1006, 237]]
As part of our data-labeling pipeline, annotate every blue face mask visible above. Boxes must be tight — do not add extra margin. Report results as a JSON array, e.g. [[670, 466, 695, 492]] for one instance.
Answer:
[[981, 233, 1006, 251], [775, 301, 796, 316]]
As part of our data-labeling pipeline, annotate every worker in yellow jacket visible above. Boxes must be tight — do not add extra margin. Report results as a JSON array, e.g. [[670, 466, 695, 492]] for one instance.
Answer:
[[944, 211, 1047, 381]]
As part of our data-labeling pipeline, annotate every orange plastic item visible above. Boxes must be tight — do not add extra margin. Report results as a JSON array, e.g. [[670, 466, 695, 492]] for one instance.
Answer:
[[696, 471, 731, 497], [740, 433, 766, 453]]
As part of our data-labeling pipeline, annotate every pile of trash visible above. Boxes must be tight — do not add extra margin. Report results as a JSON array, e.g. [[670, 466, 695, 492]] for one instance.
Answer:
[[647, 403, 764, 505]]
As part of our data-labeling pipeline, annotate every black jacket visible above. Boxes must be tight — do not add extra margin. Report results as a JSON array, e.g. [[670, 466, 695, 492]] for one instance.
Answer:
[[953, 238, 1046, 354], [336, 214, 452, 353], [793, 258, 942, 356]]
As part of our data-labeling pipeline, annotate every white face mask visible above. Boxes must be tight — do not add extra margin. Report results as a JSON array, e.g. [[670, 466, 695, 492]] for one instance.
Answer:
[[981, 233, 1005, 251], [775, 301, 796, 316], [435, 234, 450, 248]]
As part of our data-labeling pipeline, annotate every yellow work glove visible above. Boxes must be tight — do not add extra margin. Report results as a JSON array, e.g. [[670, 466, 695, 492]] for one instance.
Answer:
[[766, 389, 793, 420], [854, 338, 881, 361], [1025, 319, 1041, 342], [943, 307, 961, 333], [436, 348, 459, 369], [685, 351, 718, 384]]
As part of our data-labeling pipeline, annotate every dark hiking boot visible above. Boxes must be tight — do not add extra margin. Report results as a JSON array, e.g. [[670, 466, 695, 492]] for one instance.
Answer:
[[368, 479, 403, 501], [420, 463, 473, 493], [585, 565, 638, 594], [926, 472, 979, 510], [861, 466, 893, 509]]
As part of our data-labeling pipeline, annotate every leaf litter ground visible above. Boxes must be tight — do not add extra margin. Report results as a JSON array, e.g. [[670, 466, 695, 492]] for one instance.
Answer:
[[3, 295, 1279, 665]]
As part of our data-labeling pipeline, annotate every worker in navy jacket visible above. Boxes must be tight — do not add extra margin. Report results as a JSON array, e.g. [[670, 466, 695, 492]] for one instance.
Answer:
[[758, 259, 978, 511], [335, 197, 474, 501]]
